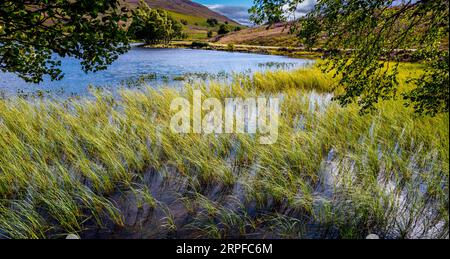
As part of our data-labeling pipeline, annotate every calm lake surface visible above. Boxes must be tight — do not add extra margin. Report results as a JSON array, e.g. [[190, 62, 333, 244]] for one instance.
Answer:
[[0, 46, 313, 97]]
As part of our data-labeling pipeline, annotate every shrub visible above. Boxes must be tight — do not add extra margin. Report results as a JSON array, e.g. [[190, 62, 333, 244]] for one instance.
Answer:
[[191, 41, 209, 48], [218, 24, 231, 35], [206, 18, 219, 27]]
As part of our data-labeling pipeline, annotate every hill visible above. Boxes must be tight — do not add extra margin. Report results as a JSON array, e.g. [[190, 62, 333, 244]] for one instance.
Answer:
[[213, 23, 301, 47], [126, 0, 242, 40], [126, 0, 236, 24]]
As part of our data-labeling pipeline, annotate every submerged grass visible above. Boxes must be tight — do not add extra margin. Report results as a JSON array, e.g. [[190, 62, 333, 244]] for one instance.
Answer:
[[0, 65, 448, 239]]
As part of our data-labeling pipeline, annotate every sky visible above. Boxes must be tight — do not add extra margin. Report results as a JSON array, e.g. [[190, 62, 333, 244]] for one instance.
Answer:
[[193, 0, 316, 26], [194, 0, 253, 7], [193, 1, 408, 26], [193, 0, 254, 26]]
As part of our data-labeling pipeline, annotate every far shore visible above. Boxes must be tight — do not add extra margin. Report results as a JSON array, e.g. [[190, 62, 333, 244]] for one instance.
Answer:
[[139, 40, 418, 61], [139, 40, 323, 59]]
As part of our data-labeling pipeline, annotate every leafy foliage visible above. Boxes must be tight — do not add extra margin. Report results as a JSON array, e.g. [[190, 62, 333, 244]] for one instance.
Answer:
[[128, 0, 184, 45], [0, 0, 130, 83], [218, 24, 231, 35], [250, 0, 449, 115], [404, 51, 449, 116], [249, 0, 295, 25], [206, 18, 219, 27]]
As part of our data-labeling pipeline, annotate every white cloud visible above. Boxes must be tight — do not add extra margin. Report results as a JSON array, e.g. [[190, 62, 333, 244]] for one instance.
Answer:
[[206, 4, 253, 26], [295, 0, 316, 17], [284, 0, 316, 19], [208, 0, 412, 26], [207, 1, 318, 26]]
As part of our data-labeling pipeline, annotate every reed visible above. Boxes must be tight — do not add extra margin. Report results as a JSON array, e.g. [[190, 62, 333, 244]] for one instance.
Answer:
[[0, 64, 447, 239]]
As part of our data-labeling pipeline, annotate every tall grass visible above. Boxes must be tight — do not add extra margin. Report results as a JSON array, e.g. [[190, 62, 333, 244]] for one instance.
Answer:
[[252, 67, 334, 93], [0, 65, 448, 239]]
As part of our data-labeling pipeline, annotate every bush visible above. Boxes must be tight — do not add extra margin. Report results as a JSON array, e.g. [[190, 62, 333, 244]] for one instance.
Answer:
[[191, 41, 209, 48], [180, 32, 189, 40], [206, 18, 218, 27], [218, 24, 231, 35], [207, 30, 213, 38]]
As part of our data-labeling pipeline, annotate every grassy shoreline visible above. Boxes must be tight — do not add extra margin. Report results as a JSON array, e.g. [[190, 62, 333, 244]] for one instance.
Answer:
[[141, 41, 419, 60], [141, 41, 323, 59], [0, 65, 448, 239]]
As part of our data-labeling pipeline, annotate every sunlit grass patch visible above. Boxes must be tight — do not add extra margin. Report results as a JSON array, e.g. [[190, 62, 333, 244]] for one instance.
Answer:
[[0, 64, 448, 239]]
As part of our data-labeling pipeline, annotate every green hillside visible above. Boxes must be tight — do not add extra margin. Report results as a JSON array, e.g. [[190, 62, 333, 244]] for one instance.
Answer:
[[126, 0, 244, 40], [166, 11, 243, 40]]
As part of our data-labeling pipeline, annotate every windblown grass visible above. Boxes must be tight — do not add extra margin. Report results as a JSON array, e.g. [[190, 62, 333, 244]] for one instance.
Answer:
[[252, 67, 334, 93], [0, 65, 448, 239]]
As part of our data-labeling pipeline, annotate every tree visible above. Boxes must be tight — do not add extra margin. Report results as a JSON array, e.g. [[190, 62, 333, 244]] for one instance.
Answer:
[[206, 18, 219, 27], [207, 30, 213, 38], [250, 0, 449, 116], [218, 24, 231, 35], [180, 19, 188, 26], [164, 15, 184, 44], [129, 0, 183, 45], [0, 0, 130, 83]]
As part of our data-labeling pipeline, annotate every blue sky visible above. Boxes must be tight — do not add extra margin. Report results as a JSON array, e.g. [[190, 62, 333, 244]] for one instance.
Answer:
[[192, 0, 317, 26], [193, 0, 406, 26], [193, 0, 254, 25]]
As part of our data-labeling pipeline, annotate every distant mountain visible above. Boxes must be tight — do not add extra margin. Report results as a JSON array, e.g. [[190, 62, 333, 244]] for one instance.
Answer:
[[126, 0, 238, 24]]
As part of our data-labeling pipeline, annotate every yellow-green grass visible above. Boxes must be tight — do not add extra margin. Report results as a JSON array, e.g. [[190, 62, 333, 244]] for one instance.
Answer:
[[164, 11, 211, 40], [165, 11, 211, 28], [0, 64, 448, 239], [165, 11, 241, 40]]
